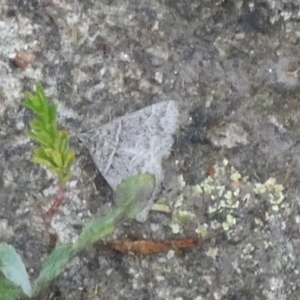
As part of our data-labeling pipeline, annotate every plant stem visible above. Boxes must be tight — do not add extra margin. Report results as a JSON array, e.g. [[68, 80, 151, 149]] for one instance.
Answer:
[[43, 185, 66, 224]]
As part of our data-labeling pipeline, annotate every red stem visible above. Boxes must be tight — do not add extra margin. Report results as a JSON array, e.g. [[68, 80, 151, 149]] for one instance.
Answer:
[[43, 185, 66, 222]]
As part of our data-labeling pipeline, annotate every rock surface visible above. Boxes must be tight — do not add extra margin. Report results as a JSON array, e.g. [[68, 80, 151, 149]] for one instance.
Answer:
[[1, 0, 300, 299]]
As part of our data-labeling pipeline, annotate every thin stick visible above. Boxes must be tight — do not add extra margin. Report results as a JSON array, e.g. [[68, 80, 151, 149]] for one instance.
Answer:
[[103, 229, 225, 256], [104, 238, 199, 255], [286, 67, 300, 77]]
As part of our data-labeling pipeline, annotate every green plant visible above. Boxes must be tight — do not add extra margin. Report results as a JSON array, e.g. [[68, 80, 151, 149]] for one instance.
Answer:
[[0, 174, 155, 300], [24, 83, 75, 220], [0, 83, 157, 299], [24, 83, 75, 185]]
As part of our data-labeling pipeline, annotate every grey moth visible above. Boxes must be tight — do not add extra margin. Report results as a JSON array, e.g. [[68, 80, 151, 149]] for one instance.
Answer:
[[80, 100, 178, 222]]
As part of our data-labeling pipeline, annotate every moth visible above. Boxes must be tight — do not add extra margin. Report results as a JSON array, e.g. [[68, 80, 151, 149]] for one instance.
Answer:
[[80, 101, 178, 222]]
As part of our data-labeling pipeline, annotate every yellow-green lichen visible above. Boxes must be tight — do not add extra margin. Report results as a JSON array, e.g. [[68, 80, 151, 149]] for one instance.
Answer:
[[206, 247, 218, 259], [170, 223, 180, 234], [154, 158, 288, 239], [195, 224, 208, 238], [222, 214, 236, 231]]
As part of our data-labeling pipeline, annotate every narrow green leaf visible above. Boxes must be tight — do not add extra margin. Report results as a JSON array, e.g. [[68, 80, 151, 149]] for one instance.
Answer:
[[0, 277, 27, 300], [58, 132, 69, 153], [50, 149, 63, 168], [32, 156, 55, 169], [49, 103, 57, 116], [61, 173, 72, 185], [33, 244, 74, 296], [33, 148, 57, 167], [53, 136, 61, 151], [28, 131, 53, 148], [63, 151, 75, 170], [36, 83, 48, 115], [30, 119, 48, 132], [74, 174, 155, 251], [33, 147, 48, 158], [42, 149, 59, 167], [24, 94, 41, 113], [48, 105, 58, 126], [24, 99, 36, 113], [72, 210, 119, 252], [0, 243, 32, 297]]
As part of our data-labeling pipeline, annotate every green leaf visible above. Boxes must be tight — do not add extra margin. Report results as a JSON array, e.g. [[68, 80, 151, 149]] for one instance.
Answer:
[[25, 83, 75, 185], [36, 83, 48, 114], [33, 244, 74, 296], [0, 277, 28, 300], [28, 131, 53, 148], [32, 156, 55, 169], [48, 106, 58, 134], [33, 147, 48, 159], [49, 149, 64, 168], [32, 175, 156, 296], [53, 136, 61, 151], [24, 83, 48, 117], [114, 173, 155, 219], [0, 243, 32, 297], [24, 94, 41, 113], [63, 151, 75, 170], [73, 174, 155, 252], [61, 173, 72, 185], [58, 132, 68, 153], [72, 210, 118, 252]]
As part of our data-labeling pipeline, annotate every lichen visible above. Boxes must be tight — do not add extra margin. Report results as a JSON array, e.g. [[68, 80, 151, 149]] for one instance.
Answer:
[[155, 158, 288, 249]]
